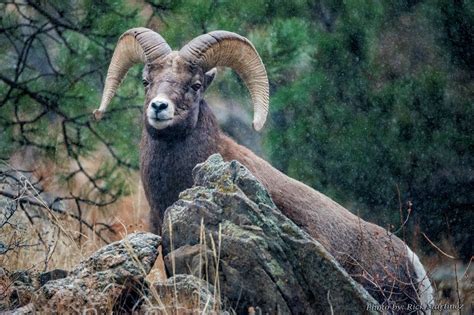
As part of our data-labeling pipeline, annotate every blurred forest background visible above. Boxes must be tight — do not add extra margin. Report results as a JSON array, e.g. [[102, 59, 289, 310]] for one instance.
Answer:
[[0, 0, 472, 270]]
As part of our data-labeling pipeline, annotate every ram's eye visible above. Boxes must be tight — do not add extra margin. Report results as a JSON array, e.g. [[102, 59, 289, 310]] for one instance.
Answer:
[[142, 79, 150, 87], [191, 82, 202, 91]]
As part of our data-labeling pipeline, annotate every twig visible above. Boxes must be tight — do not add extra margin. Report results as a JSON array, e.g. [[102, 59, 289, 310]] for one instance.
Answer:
[[421, 233, 455, 259], [326, 290, 334, 315], [453, 263, 462, 314], [462, 256, 473, 279]]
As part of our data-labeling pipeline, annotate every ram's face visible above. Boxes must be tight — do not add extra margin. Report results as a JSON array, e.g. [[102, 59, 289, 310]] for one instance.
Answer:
[[143, 52, 215, 132]]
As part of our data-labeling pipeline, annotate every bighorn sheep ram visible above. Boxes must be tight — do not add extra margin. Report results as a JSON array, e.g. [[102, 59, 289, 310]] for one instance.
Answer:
[[93, 28, 434, 309]]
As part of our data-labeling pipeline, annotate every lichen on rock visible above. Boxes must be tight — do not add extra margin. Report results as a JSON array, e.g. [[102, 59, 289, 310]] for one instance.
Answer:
[[35, 232, 161, 313], [163, 154, 379, 314]]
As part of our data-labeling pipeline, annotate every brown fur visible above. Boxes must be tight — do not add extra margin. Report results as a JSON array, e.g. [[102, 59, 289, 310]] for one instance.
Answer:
[[138, 54, 420, 306]]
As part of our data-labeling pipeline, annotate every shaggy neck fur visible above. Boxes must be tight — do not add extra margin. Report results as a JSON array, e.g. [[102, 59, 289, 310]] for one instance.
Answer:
[[140, 100, 220, 233]]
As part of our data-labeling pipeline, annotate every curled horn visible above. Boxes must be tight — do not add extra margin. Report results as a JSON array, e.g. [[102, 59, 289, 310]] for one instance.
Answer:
[[179, 31, 269, 131], [93, 28, 171, 120]]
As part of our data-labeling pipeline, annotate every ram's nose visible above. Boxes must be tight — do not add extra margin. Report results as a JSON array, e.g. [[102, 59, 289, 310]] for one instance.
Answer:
[[151, 100, 169, 112]]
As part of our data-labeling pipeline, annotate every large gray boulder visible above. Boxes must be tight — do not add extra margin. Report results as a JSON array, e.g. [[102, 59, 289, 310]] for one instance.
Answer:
[[3, 232, 219, 314], [163, 154, 379, 314], [35, 232, 161, 313]]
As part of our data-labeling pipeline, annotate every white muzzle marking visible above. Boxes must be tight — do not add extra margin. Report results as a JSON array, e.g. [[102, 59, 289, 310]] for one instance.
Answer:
[[147, 94, 175, 130]]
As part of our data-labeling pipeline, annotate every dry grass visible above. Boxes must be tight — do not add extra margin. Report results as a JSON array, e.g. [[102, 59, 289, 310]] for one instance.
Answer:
[[1, 146, 151, 272], [423, 239, 473, 314]]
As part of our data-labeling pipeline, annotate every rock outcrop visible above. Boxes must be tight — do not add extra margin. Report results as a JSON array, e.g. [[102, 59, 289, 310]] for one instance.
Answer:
[[0, 233, 161, 313], [2, 232, 218, 314], [35, 232, 161, 313], [162, 154, 379, 314]]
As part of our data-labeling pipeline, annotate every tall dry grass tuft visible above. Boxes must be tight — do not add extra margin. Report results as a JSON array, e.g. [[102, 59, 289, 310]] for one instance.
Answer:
[[208, 224, 222, 312], [155, 216, 226, 314]]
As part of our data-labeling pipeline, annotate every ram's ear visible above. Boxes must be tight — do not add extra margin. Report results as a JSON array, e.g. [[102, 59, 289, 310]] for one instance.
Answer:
[[203, 68, 217, 91]]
